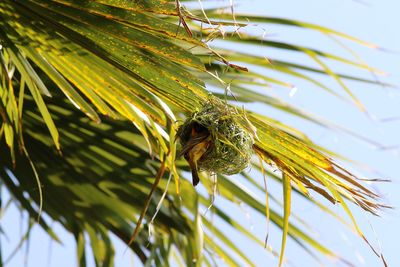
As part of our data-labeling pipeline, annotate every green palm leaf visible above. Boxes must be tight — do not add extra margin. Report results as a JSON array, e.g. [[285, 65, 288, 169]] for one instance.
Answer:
[[0, 0, 387, 266]]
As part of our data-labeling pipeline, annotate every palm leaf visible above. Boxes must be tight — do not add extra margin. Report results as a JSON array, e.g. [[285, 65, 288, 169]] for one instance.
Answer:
[[0, 0, 387, 266]]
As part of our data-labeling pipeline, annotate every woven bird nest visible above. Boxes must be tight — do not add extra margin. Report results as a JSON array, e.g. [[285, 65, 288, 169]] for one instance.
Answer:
[[178, 96, 255, 175]]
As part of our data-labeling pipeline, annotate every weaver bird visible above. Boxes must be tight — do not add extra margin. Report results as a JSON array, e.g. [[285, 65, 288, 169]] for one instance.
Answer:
[[179, 122, 211, 186]]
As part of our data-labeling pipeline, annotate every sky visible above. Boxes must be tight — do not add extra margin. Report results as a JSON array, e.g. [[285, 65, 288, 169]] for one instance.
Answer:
[[1, 0, 400, 266]]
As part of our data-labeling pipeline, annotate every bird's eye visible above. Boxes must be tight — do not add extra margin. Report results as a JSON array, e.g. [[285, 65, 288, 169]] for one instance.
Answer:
[[192, 122, 208, 134]]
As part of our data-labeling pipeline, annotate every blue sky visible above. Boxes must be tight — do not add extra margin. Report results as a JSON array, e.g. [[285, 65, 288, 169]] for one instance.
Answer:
[[2, 0, 400, 266]]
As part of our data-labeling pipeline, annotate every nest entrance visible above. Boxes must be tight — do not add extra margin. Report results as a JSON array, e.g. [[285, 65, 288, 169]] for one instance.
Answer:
[[178, 96, 254, 175]]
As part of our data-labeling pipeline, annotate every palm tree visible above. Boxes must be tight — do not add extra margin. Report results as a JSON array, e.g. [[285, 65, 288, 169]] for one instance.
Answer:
[[0, 0, 389, 266]]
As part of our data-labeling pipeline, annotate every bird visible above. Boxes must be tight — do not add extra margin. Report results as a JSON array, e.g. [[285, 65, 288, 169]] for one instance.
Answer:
[[179, 122, 211, 186]]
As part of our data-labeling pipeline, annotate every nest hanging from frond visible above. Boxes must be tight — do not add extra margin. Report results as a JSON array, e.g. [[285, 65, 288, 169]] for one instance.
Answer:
[[178, 96, 255, 175]]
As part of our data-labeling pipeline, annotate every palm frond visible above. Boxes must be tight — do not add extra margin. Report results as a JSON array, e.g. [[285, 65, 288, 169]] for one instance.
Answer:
[[0, 0, 388, 266]]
